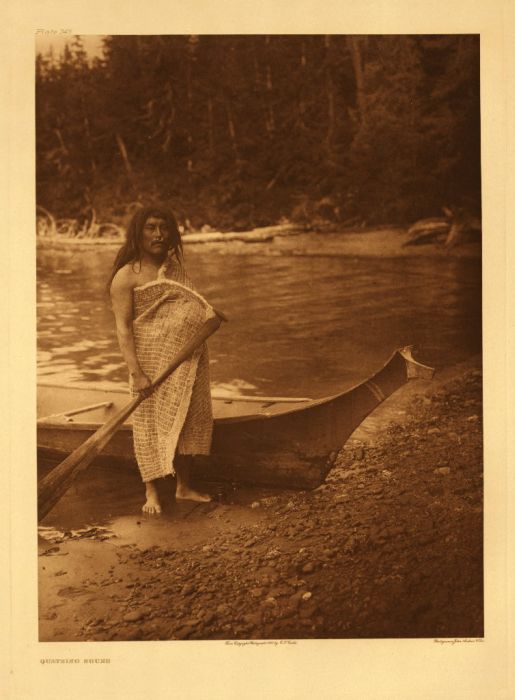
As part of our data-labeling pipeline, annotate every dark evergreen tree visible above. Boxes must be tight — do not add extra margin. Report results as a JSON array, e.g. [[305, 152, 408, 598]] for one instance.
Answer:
[[35, 34, 481, 230]]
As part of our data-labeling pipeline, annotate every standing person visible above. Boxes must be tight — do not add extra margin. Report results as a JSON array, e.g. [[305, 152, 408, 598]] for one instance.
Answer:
[[109, 205, 220, 514]]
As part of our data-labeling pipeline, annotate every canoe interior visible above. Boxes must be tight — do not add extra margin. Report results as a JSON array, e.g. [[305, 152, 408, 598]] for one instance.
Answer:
[[37, 348, 433, 489], [37, 383, 312, 425]]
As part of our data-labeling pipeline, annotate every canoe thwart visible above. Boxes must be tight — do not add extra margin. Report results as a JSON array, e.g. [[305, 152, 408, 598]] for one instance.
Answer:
[[62, 401, 114, 420]]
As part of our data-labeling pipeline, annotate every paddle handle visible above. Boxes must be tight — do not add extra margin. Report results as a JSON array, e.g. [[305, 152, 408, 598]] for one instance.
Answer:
[[38, 312, 224, 522]]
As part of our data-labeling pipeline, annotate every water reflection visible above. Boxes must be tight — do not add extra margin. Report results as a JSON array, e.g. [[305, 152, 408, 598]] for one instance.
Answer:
[[37, 246, 481, 397]]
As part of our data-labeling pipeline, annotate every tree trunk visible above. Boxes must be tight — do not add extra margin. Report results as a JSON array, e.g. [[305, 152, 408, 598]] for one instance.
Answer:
[[325, 36, 335, 148], [115, 133, 137, 190], [207, 97, 215, 156], [83, 115, 96, 174], [186, 59, 194, 173], [53, 128, 68, 154], [298, 40, 307, 125], [347, 36, 366, 119], [251, 43, 268, 137], [225, 102, 239, 160], [252, 42, 261, 87], [264, 36, 275, 135]]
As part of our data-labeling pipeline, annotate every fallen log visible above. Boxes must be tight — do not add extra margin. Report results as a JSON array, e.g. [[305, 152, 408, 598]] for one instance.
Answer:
[[182, 223, 307, 244], [403, 218, 450, 246], [404, 209, 481, 248]]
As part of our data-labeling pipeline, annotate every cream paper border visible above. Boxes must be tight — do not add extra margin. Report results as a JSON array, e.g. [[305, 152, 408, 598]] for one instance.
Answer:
[[4, 1, 513, 698]]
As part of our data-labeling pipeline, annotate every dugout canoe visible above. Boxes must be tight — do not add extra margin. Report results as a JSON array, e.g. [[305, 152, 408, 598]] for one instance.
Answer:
[[37, 346, 434, 490]]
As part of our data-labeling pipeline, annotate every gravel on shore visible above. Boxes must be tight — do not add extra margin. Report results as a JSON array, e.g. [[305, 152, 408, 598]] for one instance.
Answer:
[[39, 365, 483, 641]]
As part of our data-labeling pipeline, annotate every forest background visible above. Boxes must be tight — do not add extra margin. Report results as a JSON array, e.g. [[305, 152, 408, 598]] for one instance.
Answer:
[[35, 34, 481, 232]]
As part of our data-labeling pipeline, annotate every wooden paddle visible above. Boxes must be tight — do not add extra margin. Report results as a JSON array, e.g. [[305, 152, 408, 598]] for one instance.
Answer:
[[38, 312, 224, 521]]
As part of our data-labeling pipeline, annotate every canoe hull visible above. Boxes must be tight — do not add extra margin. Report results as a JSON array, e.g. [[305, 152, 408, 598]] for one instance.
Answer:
[[194, 350, 409, 488], [37, 348, 433, 489]]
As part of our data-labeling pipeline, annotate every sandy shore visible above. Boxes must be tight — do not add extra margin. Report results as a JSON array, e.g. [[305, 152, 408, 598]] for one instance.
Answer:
[[39, 355, 483, 641], [36, 224, 481, 259]]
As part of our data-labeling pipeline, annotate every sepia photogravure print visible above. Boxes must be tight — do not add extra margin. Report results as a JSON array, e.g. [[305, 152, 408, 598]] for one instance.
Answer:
[[35, 33, 483, 644]]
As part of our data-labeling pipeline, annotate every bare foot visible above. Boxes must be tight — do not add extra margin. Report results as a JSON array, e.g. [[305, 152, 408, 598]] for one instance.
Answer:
[[175, 486, 211, 503], [142, 481, 162, 514]]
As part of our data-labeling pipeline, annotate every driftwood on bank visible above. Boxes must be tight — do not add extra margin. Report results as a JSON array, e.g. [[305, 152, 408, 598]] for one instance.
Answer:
[[404, 207, 481, 249], [36, 207, 307, 245], [36, 205, 58, 237], [36, 205, 125, 240], [182, 223, 307, 244]]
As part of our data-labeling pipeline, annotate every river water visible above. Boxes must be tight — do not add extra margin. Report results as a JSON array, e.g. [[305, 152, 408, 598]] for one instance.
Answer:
[[37, 243, 481, 399]]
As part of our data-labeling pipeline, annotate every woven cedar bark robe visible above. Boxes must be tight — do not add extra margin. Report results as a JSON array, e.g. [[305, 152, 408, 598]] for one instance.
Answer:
[[131, 256, 215, 483]]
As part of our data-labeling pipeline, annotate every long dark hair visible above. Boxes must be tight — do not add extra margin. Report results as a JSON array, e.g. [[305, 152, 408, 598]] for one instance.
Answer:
[[107, 205, 183, 290]]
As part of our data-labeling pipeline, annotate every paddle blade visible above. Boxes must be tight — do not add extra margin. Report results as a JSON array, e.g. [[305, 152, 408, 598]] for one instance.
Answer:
[[38, 396, 140, 521]]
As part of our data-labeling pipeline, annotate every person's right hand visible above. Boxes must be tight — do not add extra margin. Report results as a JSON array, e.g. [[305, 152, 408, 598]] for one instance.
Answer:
[[132, 371, 152, 398]]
